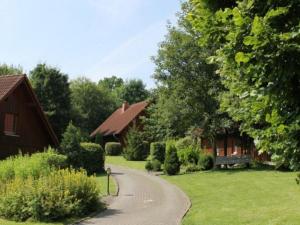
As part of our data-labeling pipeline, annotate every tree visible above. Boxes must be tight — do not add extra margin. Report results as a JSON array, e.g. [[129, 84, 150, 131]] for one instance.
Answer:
[[119, 79, 149, 104], [188, 0, 300, 169], [30, 64, 71, 139], [60, 122, 82, 168], [0, 64, 23, 76], [98, 76, 124, 91], [70, 77, 116, 133], [144, 2, 231, 141]]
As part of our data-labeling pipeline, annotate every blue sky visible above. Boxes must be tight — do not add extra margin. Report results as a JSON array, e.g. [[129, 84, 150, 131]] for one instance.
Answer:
[[0, 0, 182, 88]]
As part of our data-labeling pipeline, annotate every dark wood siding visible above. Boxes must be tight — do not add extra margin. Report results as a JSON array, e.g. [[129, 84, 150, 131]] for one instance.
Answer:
[[0, 83, 54, 159]]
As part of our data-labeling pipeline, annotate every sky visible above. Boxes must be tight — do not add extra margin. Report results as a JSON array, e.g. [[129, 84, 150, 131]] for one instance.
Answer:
[[0, 0, 182, 88]]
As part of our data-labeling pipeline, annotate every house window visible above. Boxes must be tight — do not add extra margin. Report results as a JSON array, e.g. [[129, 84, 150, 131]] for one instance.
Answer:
[[4, 113, 18, 135]]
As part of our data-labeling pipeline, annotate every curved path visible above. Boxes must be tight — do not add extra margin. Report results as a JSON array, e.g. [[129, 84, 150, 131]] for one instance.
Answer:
[[80, 165, 190, 225]]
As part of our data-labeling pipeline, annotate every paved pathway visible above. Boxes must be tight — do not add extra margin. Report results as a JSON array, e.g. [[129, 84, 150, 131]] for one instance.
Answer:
[[79, 165, 190, 225]]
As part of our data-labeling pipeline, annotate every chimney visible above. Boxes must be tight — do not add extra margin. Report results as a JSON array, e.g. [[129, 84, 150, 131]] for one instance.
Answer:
[[122, 101, 129, 113]]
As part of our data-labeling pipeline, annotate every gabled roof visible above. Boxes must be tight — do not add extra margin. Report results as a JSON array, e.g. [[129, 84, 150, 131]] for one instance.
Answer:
[[0, 75, 59, 146], [91, 101, 149, 137]]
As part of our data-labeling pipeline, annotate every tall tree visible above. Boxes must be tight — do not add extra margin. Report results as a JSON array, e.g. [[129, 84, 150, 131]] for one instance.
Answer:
[[70, 77, 116, 133], [144, 2, 231, 141], [30, 64, 71, 139], [119, 79, 149, 104], [0, 64, 23, 76], [188, 0, 300, 169]]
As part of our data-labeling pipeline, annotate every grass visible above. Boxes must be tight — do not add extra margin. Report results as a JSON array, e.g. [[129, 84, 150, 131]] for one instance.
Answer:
[[0, 173, 117, 225], [107, 156, 300, 225], [106, 156, 146, 171]]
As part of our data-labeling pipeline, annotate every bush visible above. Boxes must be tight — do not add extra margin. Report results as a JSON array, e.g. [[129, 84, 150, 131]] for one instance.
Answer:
[[95, 133, 103, 146], [80, 142, 105, 174], [60, 122, 83, 168], [178, 146, 200, 166], [0, 169, 101, 222], [164, 143, 180, 175], [145, 161, 153, 171], [152, 159, 162, 172], [0, 149, 66, 183], [105, 142, 122, 156], [198, 154, 214, 170], [123, 127, 148, 161], [175, 136, 194, 151], [185, 164, 201, 173], [150, 142, 166, 163]]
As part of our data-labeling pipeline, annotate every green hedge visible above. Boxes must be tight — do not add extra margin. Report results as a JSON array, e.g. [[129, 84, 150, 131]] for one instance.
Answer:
[[105, 142, 122, 156], [0, 169, 101, 222], [80, 142, 105, 174], [150, 142, 166, 163]]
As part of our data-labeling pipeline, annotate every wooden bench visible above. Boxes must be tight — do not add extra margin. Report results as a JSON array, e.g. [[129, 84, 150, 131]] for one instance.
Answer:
[[215, 155, 252, 165]]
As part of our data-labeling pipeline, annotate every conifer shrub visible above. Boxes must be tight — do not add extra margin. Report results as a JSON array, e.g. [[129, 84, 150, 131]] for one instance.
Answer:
[[80, 142, 105, 174], [150, 142, 166, 163], [123, 127, 148, 161], [60, 122, 83, 168], [145, 161, 153, 171], [0, 169, 101, 222], [105, 142, 122, 156], [94, 133, 103, 146], [164, 143, 180, 175]]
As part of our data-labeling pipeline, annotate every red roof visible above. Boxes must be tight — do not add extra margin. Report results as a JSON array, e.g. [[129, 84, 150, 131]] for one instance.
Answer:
[[0, 75, 59, 146], [91, 101, 149, 137]]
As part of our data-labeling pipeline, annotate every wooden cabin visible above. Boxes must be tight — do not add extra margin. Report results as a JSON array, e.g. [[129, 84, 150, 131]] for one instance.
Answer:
[[0, 75, 59, 159], [201, 131, 270, 165], [90, 101, 148, 146]]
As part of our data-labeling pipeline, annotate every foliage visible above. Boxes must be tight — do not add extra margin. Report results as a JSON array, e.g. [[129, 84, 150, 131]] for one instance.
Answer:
[[80, 142, 105, 174], [119, 79, 149, 104], [95, 133, 103, 146], [150, 142, 166, 163], [105, 142, 122, 156], [0, 169, 101, 222], [0, 64, 23, 76], [123, 127, 148, 161], [185, 164, 202, 173], [151, 159, 162, 172], [60, 122, 83, 168], [0, 149, 66, 183], [30, 63, 71, 139], [164, 143, 180, 175], [175, 136, 195, 151], [188, 0, 300, 169], [70, 77, 116, 133], [178, 146, 200, 166], [145, 161, 153, 172], [198, 154, 214, 170]]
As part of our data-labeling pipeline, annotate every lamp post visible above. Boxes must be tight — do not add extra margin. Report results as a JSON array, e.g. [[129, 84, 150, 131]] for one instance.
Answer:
[[106, 167, 111, 195]]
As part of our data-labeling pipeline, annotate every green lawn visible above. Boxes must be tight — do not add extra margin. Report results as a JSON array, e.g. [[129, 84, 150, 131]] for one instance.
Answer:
[[107, 156, 300, 225], [0, 173, 117, 225], [106, 155, 146, 171]]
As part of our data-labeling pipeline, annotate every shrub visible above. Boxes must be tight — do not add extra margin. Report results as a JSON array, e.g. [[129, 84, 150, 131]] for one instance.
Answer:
[[145, 161, 153, 171], [178, 146, 200, 165], [0, 169, 101, 222], [80, 142, 105, 174], [150, 142, 166, 163], [95, 133, 103, 146], [0, 149, 66, 183], [105, 142, 122, 156], [123, 127, 148, 161], [175, 136, 194, 151], [185, 164, 201, 173], [60, 122, 83, 168], [164, 143, 180, 175], [152, 159, 162, 172], [198, 154, 214, 170]]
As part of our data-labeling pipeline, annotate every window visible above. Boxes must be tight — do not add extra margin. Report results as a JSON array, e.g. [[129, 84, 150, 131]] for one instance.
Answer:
[[4, 113, 18, 135]]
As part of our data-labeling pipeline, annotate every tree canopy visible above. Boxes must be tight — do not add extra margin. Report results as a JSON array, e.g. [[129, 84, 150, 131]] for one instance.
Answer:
[[188, 0, 300, 169], [0, 64, 23, 76]]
